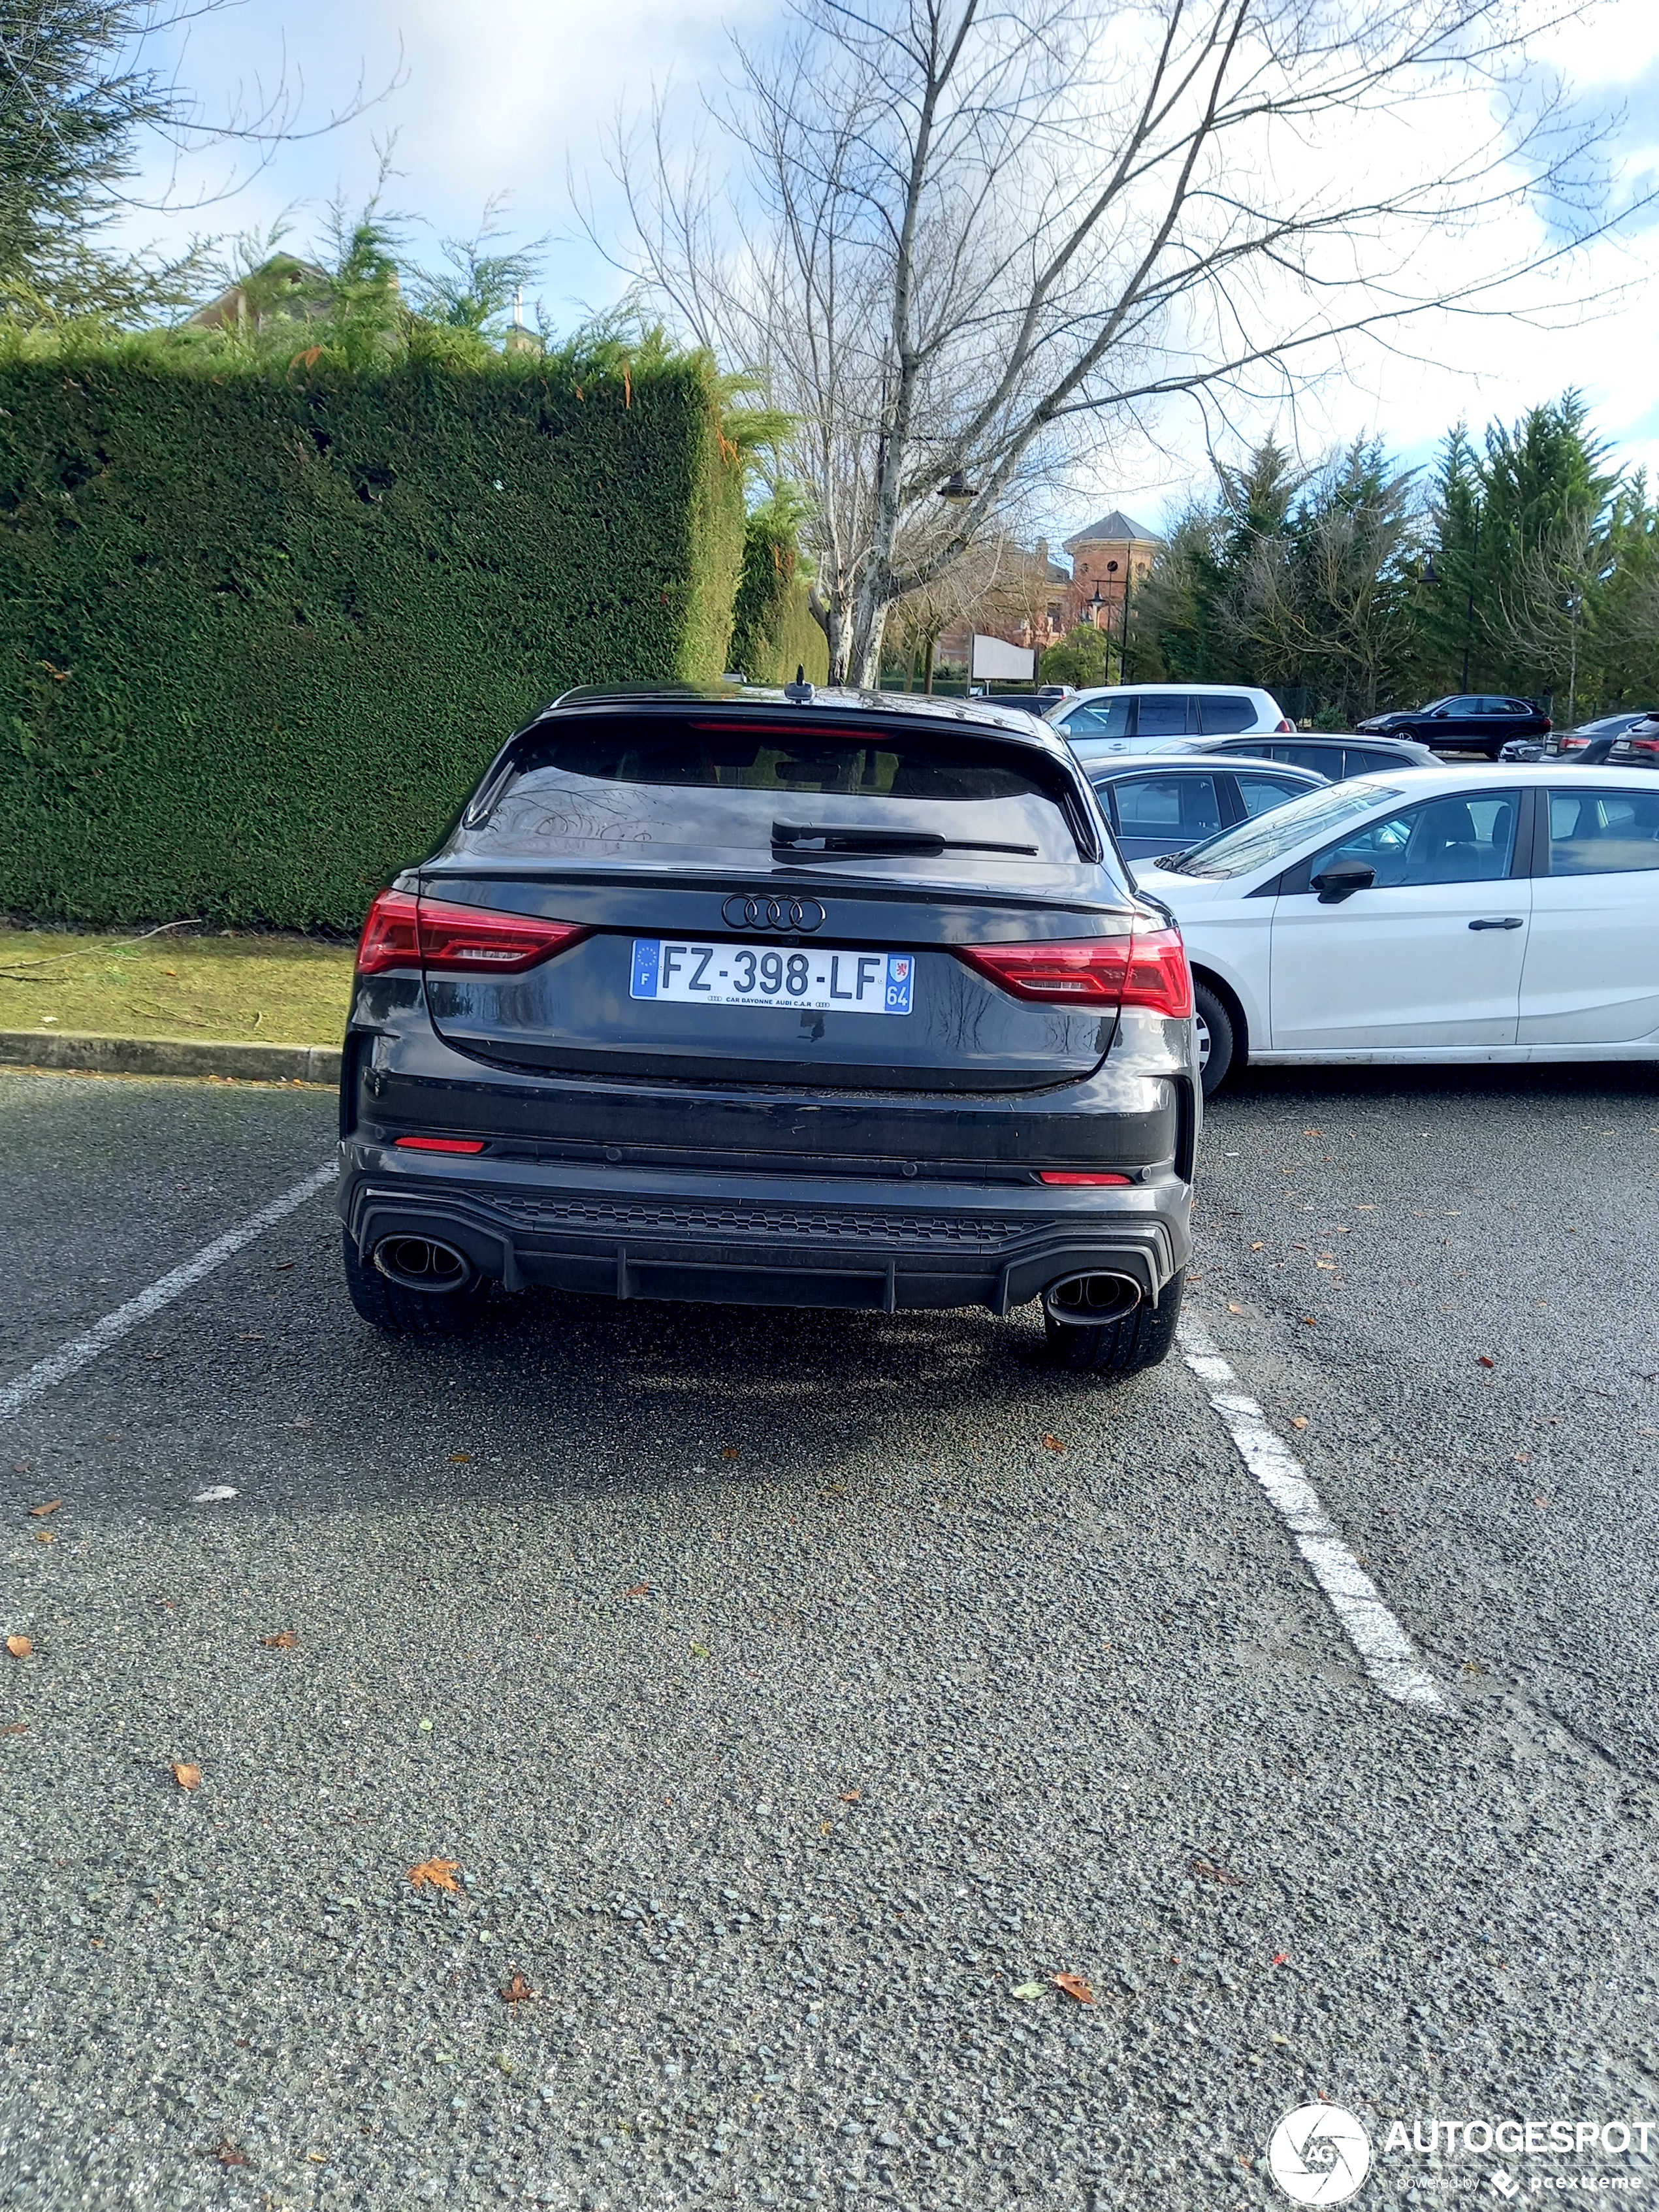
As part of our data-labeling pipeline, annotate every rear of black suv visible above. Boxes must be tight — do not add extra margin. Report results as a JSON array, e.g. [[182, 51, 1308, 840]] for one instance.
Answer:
[[337, 690, 1199, 1373]]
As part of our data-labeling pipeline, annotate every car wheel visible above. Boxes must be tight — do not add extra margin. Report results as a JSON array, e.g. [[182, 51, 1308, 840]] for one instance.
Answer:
[[342, 1228, 490, 1336], [1044, 1268, 1185, 1377], [1192, 981, 1236, 1098]]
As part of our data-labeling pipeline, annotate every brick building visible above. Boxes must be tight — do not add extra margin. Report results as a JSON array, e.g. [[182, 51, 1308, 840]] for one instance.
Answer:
[[1062, 511, 1161, 630]]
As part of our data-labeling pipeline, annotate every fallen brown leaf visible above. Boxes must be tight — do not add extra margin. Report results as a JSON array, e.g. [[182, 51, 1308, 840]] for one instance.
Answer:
[[5, 1635, 31, 1659], [840, 1789, 861, 1803], [500, 1972, 535, 2003], [212, 2139, 250, 2167], [625, 1583, 651, 1597], [1053, 1972, 1095, 2004], [1, 1722, 27, 1735], [1191, 1855, 1242, 1885], [1300, 1315, 1317, 1326], [1041, 1434, 1066, 1452], [260, 1631, 298, 1648], [1290, 1416, 1309, 1430], [449, 1452, 472, 1463], [1227, 1302, 1246, 1315], [1249, 1241, 1264, 1251], [721, 1446, 739, 1460], [1477, 1354, 1497, 1369], [407, 1857, 462, 1893], [171, 1761, 201, 1791], [27, 1499, 61, 1517]]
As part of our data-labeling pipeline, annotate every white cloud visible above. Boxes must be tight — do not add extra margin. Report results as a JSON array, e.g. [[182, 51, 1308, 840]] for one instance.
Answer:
[[111, 0, 1659, 526]]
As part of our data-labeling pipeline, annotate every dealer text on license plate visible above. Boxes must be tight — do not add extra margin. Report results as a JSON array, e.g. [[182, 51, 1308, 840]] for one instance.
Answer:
[[630, 940, 915, 1014]]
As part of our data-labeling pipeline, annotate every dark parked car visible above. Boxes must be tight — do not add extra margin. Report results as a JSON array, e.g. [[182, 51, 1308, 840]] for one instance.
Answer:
[[1086, 755, 1328, 861], [339, 686, 1199, 1376], [1356, 694, 1549, 756], [1500, 711, 1658, 764], [1170, 732, 1436, 780]]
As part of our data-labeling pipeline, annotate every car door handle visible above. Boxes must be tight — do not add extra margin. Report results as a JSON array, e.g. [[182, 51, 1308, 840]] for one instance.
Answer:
[[1468, 917, 1524, 931]]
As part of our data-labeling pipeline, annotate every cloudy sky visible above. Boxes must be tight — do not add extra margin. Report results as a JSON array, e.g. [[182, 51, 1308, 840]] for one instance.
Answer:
[[119, 0, 1659, 538]]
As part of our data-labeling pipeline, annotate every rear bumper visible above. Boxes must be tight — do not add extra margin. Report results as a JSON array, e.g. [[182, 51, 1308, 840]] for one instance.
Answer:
[[338, 1146, 1191, 1316]]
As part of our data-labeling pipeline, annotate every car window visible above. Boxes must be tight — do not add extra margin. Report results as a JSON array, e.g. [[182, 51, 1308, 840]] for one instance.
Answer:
[[1195, 694, 1257, 735], [1236, 772, 1315, 817], [1341, 746, 1395, 777], [1313, 793, 1518, 887], [1547, 790, 1659, 874], [1134, 694, 1191, 737], [1270, 741, 1346, 779], [1110, 773, 1223, 839], [481, 713, 1099, 869], [1161, 781, 1398, 879], [1059, 697, 1132, 737]]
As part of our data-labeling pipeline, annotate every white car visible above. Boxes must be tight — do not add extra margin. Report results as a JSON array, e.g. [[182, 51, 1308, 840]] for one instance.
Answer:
[[1131, 766, 1659, 1095], [1046, 682, 1292, 756]]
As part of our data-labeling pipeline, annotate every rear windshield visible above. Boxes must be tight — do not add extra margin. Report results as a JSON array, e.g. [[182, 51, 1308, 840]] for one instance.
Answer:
[[466, 713, 1104, 871]]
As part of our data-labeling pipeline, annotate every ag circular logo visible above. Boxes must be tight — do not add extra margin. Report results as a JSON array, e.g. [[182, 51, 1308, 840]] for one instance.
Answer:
[[720, 895, 826, 933], [1267, 2105, 1373, 2204]]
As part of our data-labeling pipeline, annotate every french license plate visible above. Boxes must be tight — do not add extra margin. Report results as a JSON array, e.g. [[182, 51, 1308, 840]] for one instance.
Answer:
[[630, 940, 915, 1015]]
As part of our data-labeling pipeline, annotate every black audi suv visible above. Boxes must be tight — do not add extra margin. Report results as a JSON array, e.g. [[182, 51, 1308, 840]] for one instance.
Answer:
[[338, 685, 1199, 1375]]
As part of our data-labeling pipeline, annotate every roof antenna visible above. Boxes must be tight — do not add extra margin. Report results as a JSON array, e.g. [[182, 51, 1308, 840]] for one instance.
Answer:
[[783, 664, 816, 705]]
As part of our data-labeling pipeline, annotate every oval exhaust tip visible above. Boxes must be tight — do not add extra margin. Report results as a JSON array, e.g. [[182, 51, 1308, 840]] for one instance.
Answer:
[[1042, 1271, 1142, 1326], [373, 1236, 476, 1294]]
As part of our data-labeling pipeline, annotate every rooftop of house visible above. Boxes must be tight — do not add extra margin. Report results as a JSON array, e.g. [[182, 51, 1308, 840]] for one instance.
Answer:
[[1062, 509, 1159, 551]]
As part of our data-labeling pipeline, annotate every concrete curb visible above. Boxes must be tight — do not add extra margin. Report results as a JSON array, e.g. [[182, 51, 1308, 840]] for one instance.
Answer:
[[0, 1030, 341, 1084]]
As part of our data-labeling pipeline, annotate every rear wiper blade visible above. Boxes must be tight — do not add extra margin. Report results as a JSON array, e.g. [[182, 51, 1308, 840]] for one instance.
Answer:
[[771, 821, 1038, 859]]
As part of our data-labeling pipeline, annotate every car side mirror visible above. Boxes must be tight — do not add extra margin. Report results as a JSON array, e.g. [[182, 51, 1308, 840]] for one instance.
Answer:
[[1430, 707, 1449, 718], [1310, 859, 1377, 905]]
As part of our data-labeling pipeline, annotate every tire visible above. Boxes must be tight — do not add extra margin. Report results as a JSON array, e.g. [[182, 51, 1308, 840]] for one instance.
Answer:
[[341, 1228, 490, 1338], [1044, 1268, 1185, 1377], [1191, 980, 1236, 1098]]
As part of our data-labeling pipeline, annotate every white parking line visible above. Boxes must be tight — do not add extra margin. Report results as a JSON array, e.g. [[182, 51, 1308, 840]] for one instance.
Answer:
[[1177, 1319, 1451, 1712], [0, 1162, 335, 1421]]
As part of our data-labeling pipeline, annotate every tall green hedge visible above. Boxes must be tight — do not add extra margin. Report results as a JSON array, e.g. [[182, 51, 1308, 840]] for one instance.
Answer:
[[0, 347, 745, 929], [728, 513, 829, 687]]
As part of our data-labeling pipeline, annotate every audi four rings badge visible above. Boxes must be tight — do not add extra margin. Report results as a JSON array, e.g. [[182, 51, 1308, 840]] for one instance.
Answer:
[[721, 895, 827, 933]]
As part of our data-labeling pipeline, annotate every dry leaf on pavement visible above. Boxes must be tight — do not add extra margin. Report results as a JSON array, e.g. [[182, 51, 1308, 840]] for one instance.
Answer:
[[407, 1858, 462, 1893], [1290, 1416, 1309, 1430], [1053, 1973, 1095, 2004], [1010, 1980, 1048, 2000], [839, 1790, 861, 1803], [1477, 1354, 1497, 1369], [27, 1500, 61, 1517], [1041, 1434, 1066, 1452], [171, 1762, 202, 1791], [5, 1636, 32, 1659], [625, 1583, 651, 1597], [260, 1632, 298, 1648], [212, 2140, 250, 2167], [500, 1972, 535, 2003], [34, 1531, 54, 1545], [1227, 1302, 1246, 1315], [721, 1447, 739, 1460]]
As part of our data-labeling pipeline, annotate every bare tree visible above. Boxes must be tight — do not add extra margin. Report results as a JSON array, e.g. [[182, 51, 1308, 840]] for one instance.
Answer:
[[606, 0, 1630, 686], [1487, 504, 1612, 724]]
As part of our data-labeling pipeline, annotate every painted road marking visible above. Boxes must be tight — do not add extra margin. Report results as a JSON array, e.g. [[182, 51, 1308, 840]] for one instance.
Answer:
[[1178, 1319, 1451, 1712], [0, 1163, 335, 1421]]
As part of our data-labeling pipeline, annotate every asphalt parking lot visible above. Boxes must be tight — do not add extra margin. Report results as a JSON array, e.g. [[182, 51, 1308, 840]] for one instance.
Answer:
[[2, 1066, 1656, 2212]]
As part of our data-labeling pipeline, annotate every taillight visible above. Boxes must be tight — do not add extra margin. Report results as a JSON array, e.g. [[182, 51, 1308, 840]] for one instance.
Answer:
[[417, 897, 588, 973], [1275, 716, 1295, 733], [1560, 735, 1588, 750], [394, 1135, 487, 1154], [357, 889, 421, 974], [1038, 1170, 1133, 1185], [956, 924, 1193, 1018], [355, 889, 588, 976]]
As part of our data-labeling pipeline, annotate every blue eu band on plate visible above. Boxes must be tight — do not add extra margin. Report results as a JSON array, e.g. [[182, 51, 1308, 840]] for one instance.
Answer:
[[631, 940, 916, 1015]]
